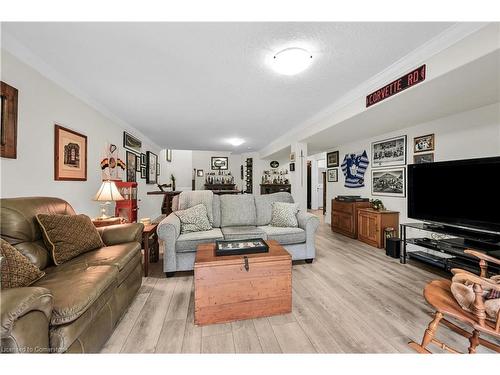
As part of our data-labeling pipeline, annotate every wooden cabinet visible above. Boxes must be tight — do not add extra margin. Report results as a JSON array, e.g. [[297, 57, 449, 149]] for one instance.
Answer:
[[260, 184, 291, 195], [331, 199, 371, 238], [357, 208, 399, 248]]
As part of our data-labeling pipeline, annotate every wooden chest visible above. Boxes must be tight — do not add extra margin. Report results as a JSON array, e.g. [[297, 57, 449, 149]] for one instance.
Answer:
[[194, 240, 292, 326]]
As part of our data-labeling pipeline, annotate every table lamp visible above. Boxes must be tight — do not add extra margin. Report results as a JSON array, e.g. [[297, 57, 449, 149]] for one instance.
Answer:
[[93, 180, 124, 220]]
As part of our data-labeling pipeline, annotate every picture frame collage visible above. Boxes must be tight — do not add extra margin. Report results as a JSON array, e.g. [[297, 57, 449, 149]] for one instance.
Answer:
[[370, 135, 407, 197], [123, 131, 159, 184]]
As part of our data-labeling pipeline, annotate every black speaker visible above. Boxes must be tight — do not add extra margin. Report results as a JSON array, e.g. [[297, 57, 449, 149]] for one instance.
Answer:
[[385, 238, 401, 259]]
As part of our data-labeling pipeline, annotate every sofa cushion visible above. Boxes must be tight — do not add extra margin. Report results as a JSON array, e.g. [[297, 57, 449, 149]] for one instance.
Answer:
[[259, 226, 306, 245], [0, 197, 75, 270], [36, 214, 105, 265], [270, 202, 299, 227], [220, 195, 256, 227], [1, 238, 45, 289], [254, 192, 294, 226], [34, 265, 118, 325], [212, 195, 221, 228], [175, 204, 212, 234], [221, 226, 267, 241], [175, 228, 224, 253], [178, 191, 214, 225]]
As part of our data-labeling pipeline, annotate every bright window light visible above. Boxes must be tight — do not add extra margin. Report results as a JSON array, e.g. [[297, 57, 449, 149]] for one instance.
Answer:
[[272, 48, 313, 76], [227, 138, 245, 147]]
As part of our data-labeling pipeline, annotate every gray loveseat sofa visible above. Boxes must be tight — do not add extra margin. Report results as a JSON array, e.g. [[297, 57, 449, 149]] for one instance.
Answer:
[[157, 191, 320, 277]]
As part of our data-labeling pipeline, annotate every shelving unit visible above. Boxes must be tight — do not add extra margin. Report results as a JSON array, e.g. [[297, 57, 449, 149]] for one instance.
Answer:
[[400, 222, 500, 276], [245, 158, 253, 194]]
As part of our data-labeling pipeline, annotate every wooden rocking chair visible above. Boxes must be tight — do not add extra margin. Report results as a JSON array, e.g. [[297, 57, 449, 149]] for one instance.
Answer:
[[409, 249, 500, 354]]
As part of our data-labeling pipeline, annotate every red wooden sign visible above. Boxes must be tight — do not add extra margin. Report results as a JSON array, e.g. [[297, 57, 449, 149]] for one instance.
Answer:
[[366, 65, 426, 108]]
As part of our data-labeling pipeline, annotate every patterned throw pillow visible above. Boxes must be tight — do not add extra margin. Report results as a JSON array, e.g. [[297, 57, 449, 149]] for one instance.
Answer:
[[1, 238, 45, 289], [269, 202, 299, 227], [174, 204, 212, 234], [36, 214, 105, 265]]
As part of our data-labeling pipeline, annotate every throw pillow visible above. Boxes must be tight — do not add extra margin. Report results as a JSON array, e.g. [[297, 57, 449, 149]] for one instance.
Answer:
[[1, 238, 45, 289], [175, 204, 212, 234], [36, 214, 105, 265], [270, 202, 299, 227]]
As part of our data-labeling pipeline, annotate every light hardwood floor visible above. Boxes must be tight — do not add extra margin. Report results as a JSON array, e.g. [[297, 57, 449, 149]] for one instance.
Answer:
[[101, 211, 497, 353]]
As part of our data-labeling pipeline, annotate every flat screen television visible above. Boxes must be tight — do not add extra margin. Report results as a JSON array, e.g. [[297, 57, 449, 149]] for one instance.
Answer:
[[407, 156, 500, 233]]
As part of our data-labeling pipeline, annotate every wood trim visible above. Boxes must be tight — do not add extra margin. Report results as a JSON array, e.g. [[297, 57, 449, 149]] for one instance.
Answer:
[[54, 124, 88, 181], [0, 81, 18, 159]]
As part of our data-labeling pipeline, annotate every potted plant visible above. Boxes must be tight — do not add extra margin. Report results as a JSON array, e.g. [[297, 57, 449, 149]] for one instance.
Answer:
[[171, 174, 176, 191], [370, 199, 385, 211]]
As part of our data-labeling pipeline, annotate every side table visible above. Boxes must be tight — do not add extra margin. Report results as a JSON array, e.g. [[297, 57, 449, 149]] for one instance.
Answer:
[[142, 223, 159, 277], [92, 217, 124, 227]]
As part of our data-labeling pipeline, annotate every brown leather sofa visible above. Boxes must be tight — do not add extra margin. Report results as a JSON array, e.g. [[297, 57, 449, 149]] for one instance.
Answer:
[[0, 197, 143, 353]]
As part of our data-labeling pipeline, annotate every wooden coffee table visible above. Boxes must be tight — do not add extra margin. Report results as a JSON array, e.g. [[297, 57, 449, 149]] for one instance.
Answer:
[[194, 239, 292, 326]]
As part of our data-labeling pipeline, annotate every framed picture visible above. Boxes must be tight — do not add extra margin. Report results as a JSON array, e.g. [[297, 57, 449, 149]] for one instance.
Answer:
[[270, 160, 279, 168], [140, 166, 147, 179], [146, 151, 158, 184], [123, 131, 141, 153], [326, 151, 339, 168], [414, 134, 435, 153], [1, 81, 18, 159], [166, 149, 172, 162], [156, 163, 160, 176], [372, 135, 407, 168], [140, 153, 146, 166], [197, 169, 204, 177], [290, 152, 296, 162], [327, 168, 338, 182], [135, 155, 141, 172], [372, 167, 406, 197], [211, 156, 228, 170], [54, 124, 87, 181], [289, 162, 295, 172], [126, 151, 137, 182], [413, 153, 434, 164]]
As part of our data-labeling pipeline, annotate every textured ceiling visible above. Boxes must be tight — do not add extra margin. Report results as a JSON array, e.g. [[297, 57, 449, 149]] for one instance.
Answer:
[[2, 22, 454, 151]]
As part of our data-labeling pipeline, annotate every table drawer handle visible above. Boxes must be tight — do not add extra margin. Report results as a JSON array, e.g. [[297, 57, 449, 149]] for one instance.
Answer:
[[243, 256, 249, 272]]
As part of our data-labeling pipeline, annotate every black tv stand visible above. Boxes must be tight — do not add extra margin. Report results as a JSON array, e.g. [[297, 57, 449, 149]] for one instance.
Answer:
[[399, 222, 500, 276]]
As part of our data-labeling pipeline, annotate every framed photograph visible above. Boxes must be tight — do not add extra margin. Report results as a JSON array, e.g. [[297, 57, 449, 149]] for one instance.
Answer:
[[1, 81, 18, 159], [197, 169, 204, 177], [327, 168, 338, 182], [123, 131, 141, 153], [289, 162, 295, 172], [126, 151, 137, 182], [146, 151, 158, 184], [140, 166, 147, 179], [372, 135, 407, 168], [372, 167, 406, 197], [413, 153, 434, 164], [140, 153, 146, 166], [211, 156, 228, 170], [166, 149, 172, 162], [326, 151, 339, 168], [215, 238, 269, 256], [290, 152, 296, 162], [54, 124, 87, 181], [414, 134, 435, 153]]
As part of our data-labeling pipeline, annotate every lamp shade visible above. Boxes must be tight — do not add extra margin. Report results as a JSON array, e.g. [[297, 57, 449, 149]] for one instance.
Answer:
[[94, 180, 124, 201]]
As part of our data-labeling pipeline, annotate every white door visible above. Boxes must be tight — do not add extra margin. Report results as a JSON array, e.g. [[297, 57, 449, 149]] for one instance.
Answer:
[[317, 167, 325, 209]]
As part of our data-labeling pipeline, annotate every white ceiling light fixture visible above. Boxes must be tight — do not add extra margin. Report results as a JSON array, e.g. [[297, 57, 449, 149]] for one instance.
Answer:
[[272, 47, 313, 76], [227, 137, 245, 147]]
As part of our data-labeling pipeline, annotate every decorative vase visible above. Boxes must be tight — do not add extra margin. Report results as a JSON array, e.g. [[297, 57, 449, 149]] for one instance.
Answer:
[[172, 181, 176, 191]]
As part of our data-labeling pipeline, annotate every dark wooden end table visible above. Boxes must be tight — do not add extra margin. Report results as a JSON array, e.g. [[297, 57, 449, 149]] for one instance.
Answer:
[[142, 223, 159, 277]]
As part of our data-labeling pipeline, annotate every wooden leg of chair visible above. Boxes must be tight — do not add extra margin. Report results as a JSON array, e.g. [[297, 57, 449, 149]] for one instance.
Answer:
[[468, 330, 480, 354], [421, 311, 443, 349]]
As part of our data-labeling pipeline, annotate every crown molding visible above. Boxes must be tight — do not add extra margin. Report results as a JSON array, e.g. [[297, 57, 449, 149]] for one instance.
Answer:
[[259, 22, 490, 157], [1, 31, 163, 150]]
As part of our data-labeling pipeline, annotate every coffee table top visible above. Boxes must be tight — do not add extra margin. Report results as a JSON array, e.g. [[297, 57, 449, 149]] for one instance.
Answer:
[[195, 239, 291, 268]]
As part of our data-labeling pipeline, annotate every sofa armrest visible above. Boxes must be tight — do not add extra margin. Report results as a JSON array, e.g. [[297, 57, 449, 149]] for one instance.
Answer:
[[157, 213, 181, 273], [1, 287, 53, 353], [297, 211, 320, 233], [97, 223, 144, 246]]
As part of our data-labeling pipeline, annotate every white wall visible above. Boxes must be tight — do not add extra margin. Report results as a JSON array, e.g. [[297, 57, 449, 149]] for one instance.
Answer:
[[325, 103, 500, 224], [159, 149, 193, 191], [0, 50, 165, 219]]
